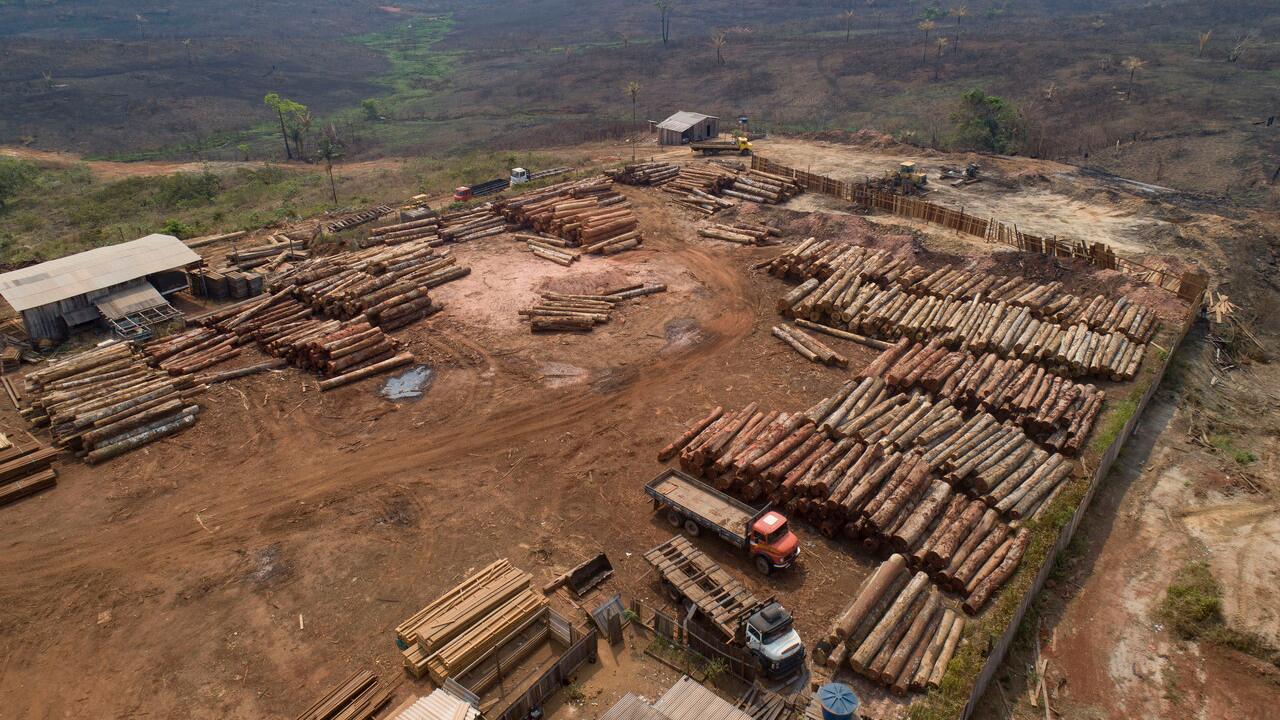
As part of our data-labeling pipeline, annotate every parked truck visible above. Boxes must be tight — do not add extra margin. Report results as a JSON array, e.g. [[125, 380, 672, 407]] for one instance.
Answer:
[[645, 468, 798, 575], [689, 137, 753, 156], [644, 535, 805, 678]]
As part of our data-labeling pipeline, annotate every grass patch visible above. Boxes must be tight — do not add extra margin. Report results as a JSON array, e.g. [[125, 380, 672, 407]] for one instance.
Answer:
[[1158, 561, 1279, 666], [1208, 434, 1257, 465], [352, 15, 456, 114], [1089, 396, 1138, 455]]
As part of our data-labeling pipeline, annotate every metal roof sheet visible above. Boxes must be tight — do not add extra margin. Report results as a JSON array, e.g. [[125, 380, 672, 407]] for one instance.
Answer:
[[654, 677, 753, 720], [0, 234, 199, 312], [657, 112, 718, 132], [602, 694, 673, 720], [389, 689, 480, 720], [94, 282, 167, 320]]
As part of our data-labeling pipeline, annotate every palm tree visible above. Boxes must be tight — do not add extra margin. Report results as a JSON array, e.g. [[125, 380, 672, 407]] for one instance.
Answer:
[[1197, 30, 1212, 58], [711, 31, 726, 65], [316, 128, 343, 204], [918, 20, 936, 64], [934, 37, 949, 80], [1121, 56, 1146, 99], [655, 1, 672, 46], [182, 39, 193, 66], [950, 5, 968, 53], [625, 81, 641, 161], [842, 10, 856, 43]]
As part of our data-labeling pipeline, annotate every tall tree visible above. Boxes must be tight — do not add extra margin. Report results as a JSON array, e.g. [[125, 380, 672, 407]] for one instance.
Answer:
[[918, 20, 936, 64], [711, 31, 726, 65], [1197, 30, 1212, 58], [316, 127, 343, 204], [625, 81, 641, 161], [842, 10, 856, 43], [655, 1, 672, 46], [263, 92, 303, 160], [949, 89, 1023, 153], [950, 5, 968, 53], [182, 39, 193, 66], [1121, 56, 1146, 99], [934, 37, 949, 80]]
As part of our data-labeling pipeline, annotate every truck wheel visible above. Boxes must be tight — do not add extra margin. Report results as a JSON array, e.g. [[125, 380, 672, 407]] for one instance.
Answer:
[[666, 510, 683, 528], [754, 555, 772, 576], [683, 520, 701, 537]]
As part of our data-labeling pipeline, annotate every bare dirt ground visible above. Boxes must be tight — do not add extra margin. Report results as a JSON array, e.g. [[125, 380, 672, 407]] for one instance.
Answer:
[[0, 139, 1275, 720]]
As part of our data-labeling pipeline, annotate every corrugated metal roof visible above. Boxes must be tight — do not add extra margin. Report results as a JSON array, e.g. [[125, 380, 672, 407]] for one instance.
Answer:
[[0, 234, 199, 312], [601, 694, 672, 720], [657, 112, 717, 132], [654, 677, 753, 720], [389, 689, 480, 720], [94, 282, 167, 320]]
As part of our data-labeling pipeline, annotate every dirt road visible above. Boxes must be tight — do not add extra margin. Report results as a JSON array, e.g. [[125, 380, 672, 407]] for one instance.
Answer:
[[0, 145, 416, 181]]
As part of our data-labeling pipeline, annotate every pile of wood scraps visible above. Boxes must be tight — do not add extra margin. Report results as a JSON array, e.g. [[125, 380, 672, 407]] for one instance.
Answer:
[[697, 221, 780, 245], [521, 283, 666, 332], [21, 343, 205, 463], [0, 433, 58, 507], [822, 555, 966, 693], [607, 162, 680, 186], [295, 669, 392, 720]]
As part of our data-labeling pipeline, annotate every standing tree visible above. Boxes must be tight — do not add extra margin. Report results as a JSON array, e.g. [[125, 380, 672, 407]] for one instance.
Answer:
[[1197, 30, 1212, 58], [949, 89, 1023, 153], [625, 81, 641, 161], [263, 92, 304, 160], [950, 5, 968, 53], [711, 31, 727, 65], [656, 1, 673, 46], [842, 10, 856, 43], [918, 20, 936, 64], [182, 39, 194, 66], [316, 127, 344, 204], [934, 37, 949, 80], [1121, 56, 1146, 99]]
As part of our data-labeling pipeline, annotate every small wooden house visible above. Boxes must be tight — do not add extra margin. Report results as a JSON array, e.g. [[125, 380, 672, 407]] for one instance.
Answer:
[[0, 234, 199, 341], [656, 111, 719, 145]]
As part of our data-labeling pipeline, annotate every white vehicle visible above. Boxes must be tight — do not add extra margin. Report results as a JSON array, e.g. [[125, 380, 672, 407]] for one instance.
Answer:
[[509, 167, 530, 185]]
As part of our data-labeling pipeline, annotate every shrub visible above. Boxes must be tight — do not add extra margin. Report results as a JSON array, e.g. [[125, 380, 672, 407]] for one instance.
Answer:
[[0, 157, 39, 209], [949, 89, 1024, 154], [1159, 561, 1221, 639], [161, 219, 196, 239]]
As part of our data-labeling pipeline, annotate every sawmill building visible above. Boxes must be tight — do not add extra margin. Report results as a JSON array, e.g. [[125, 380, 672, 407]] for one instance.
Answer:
[[656, 111, 719, 145], [0, 234, 199, 342]]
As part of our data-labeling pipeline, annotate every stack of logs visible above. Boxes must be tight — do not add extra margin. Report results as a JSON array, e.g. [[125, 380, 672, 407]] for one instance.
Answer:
[[497, 177, 641, 255], [820, 555, 967, 693], [697, 221, 780, 246], [0, 433, 59, 507], [367, 214, 441, 246], [515, 234, 580, 267], [21, 343, 205, 464], [607, 162, 680, 186], [295, 669, 392, 720], [521, 283, 666, 332], [721, 168, 803, 205], [660, 396, 1045, 613], [438, 205, 509, 244], [771, 324, 848, 367], [865, 338, 1105, 454], [661, 165, 739, 214], [770, 241, 1148, 380], [142, 326, 241, 375]]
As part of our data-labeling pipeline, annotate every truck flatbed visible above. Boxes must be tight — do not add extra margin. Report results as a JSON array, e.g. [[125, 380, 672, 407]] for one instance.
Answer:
[[647, 469, 756, 535], [643, 535, 763, 640]]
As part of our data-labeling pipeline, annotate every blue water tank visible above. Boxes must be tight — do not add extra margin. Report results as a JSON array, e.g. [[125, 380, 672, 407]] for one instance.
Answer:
[[817, 683, 859, 720]]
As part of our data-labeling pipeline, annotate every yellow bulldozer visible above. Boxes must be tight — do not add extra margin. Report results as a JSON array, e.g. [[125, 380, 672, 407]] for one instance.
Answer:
[[873, 162, 929, 195]]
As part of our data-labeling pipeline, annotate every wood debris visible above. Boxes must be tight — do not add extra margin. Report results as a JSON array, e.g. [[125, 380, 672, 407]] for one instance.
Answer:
[[0, 433, 58, 507]]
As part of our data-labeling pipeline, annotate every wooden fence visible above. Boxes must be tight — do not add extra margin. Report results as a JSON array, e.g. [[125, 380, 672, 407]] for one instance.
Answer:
[[493, 622, 599, 720], [631, 599, 760, 683], [750, 156, 1201, 299]]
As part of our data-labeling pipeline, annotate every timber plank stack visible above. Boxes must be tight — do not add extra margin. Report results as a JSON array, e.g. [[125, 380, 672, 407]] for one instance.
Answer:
[[521, 283, 666, 333], [0, 433, 58, 507], [497, 176, 642, 255], [697, 222, 780, 246], [820, 555, 967, 693], [296, 669, 392, 720], [395, 559, 546, 681], [608, 162, 680, 186], [769, 240, 1149, 381], [21, 343, 205, 464]]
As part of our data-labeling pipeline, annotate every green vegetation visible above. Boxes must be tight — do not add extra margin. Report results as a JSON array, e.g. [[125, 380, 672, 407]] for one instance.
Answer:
[[949, 89, 1024, 154], [1090, 397, 1138, 454], [1158, 561, 1277, 664], [352, 16, 456, 113], [563, 682, 585, 705], [1208, 434, 1257, 465], [0, 157, 39, 209]]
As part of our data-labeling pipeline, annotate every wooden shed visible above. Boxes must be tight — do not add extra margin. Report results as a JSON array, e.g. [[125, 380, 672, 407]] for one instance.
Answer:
[[656, 112, 719, 145], [0, 234, 199, 342]]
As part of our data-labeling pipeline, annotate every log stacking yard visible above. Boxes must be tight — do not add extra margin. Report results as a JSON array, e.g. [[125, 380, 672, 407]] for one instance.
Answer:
[[2, 149, 1201, 720]]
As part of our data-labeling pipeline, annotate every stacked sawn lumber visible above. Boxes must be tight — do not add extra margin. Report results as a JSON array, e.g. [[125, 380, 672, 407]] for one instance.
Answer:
[[521, 283, 667, 332], [396, 559, 540, 679], [821, 555, 966, 693], [21, 343, 205, 463], [295, 669, 392, 720], [324, 205, 394, 233], [0, 434, 58, 507]]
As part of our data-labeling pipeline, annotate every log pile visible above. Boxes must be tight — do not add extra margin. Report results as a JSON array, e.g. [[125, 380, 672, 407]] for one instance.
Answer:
[[697, 222, 780, 246], [821, 556, 966, 693], [497, 177, 642, 255], [438, 205, 508, 244], [396, 559, 543, 680], [324, 205, 394, 233], [142, 326, 241, 375], [516, 234, 581, 267], [771, 324, 848, 367], [295, 669, 392, 720], [368, 214, 441, 246], [660, 396, 1040, 612], [721, 168, 803, 205], [21, 343, 205, 464], [521, 283, 666, 332], [772, 247, 1147, 380], [661, 165, 739, 214], [863, 339, 1105, 454], [608, 162, 680, 186], [0, 434, 58, 507]]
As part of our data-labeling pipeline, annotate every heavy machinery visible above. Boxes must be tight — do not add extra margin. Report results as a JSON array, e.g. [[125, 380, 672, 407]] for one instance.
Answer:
[[644, 535, 806, 678], [873, 161, 929, 195], [690, 136, 753, 156], [645, 468, 799, 575]]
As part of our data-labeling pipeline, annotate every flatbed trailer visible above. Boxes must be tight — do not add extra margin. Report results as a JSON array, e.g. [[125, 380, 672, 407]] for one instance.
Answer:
[[643, 535, 764, 641], [690, 138, 753, 156]]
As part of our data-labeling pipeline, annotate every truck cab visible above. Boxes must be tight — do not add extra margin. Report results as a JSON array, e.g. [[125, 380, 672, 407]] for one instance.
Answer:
[[452, 186, 473, 202], [744, 602, 805, 677], [748, 511, 799, 575], [510, 167, 530, 185]]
